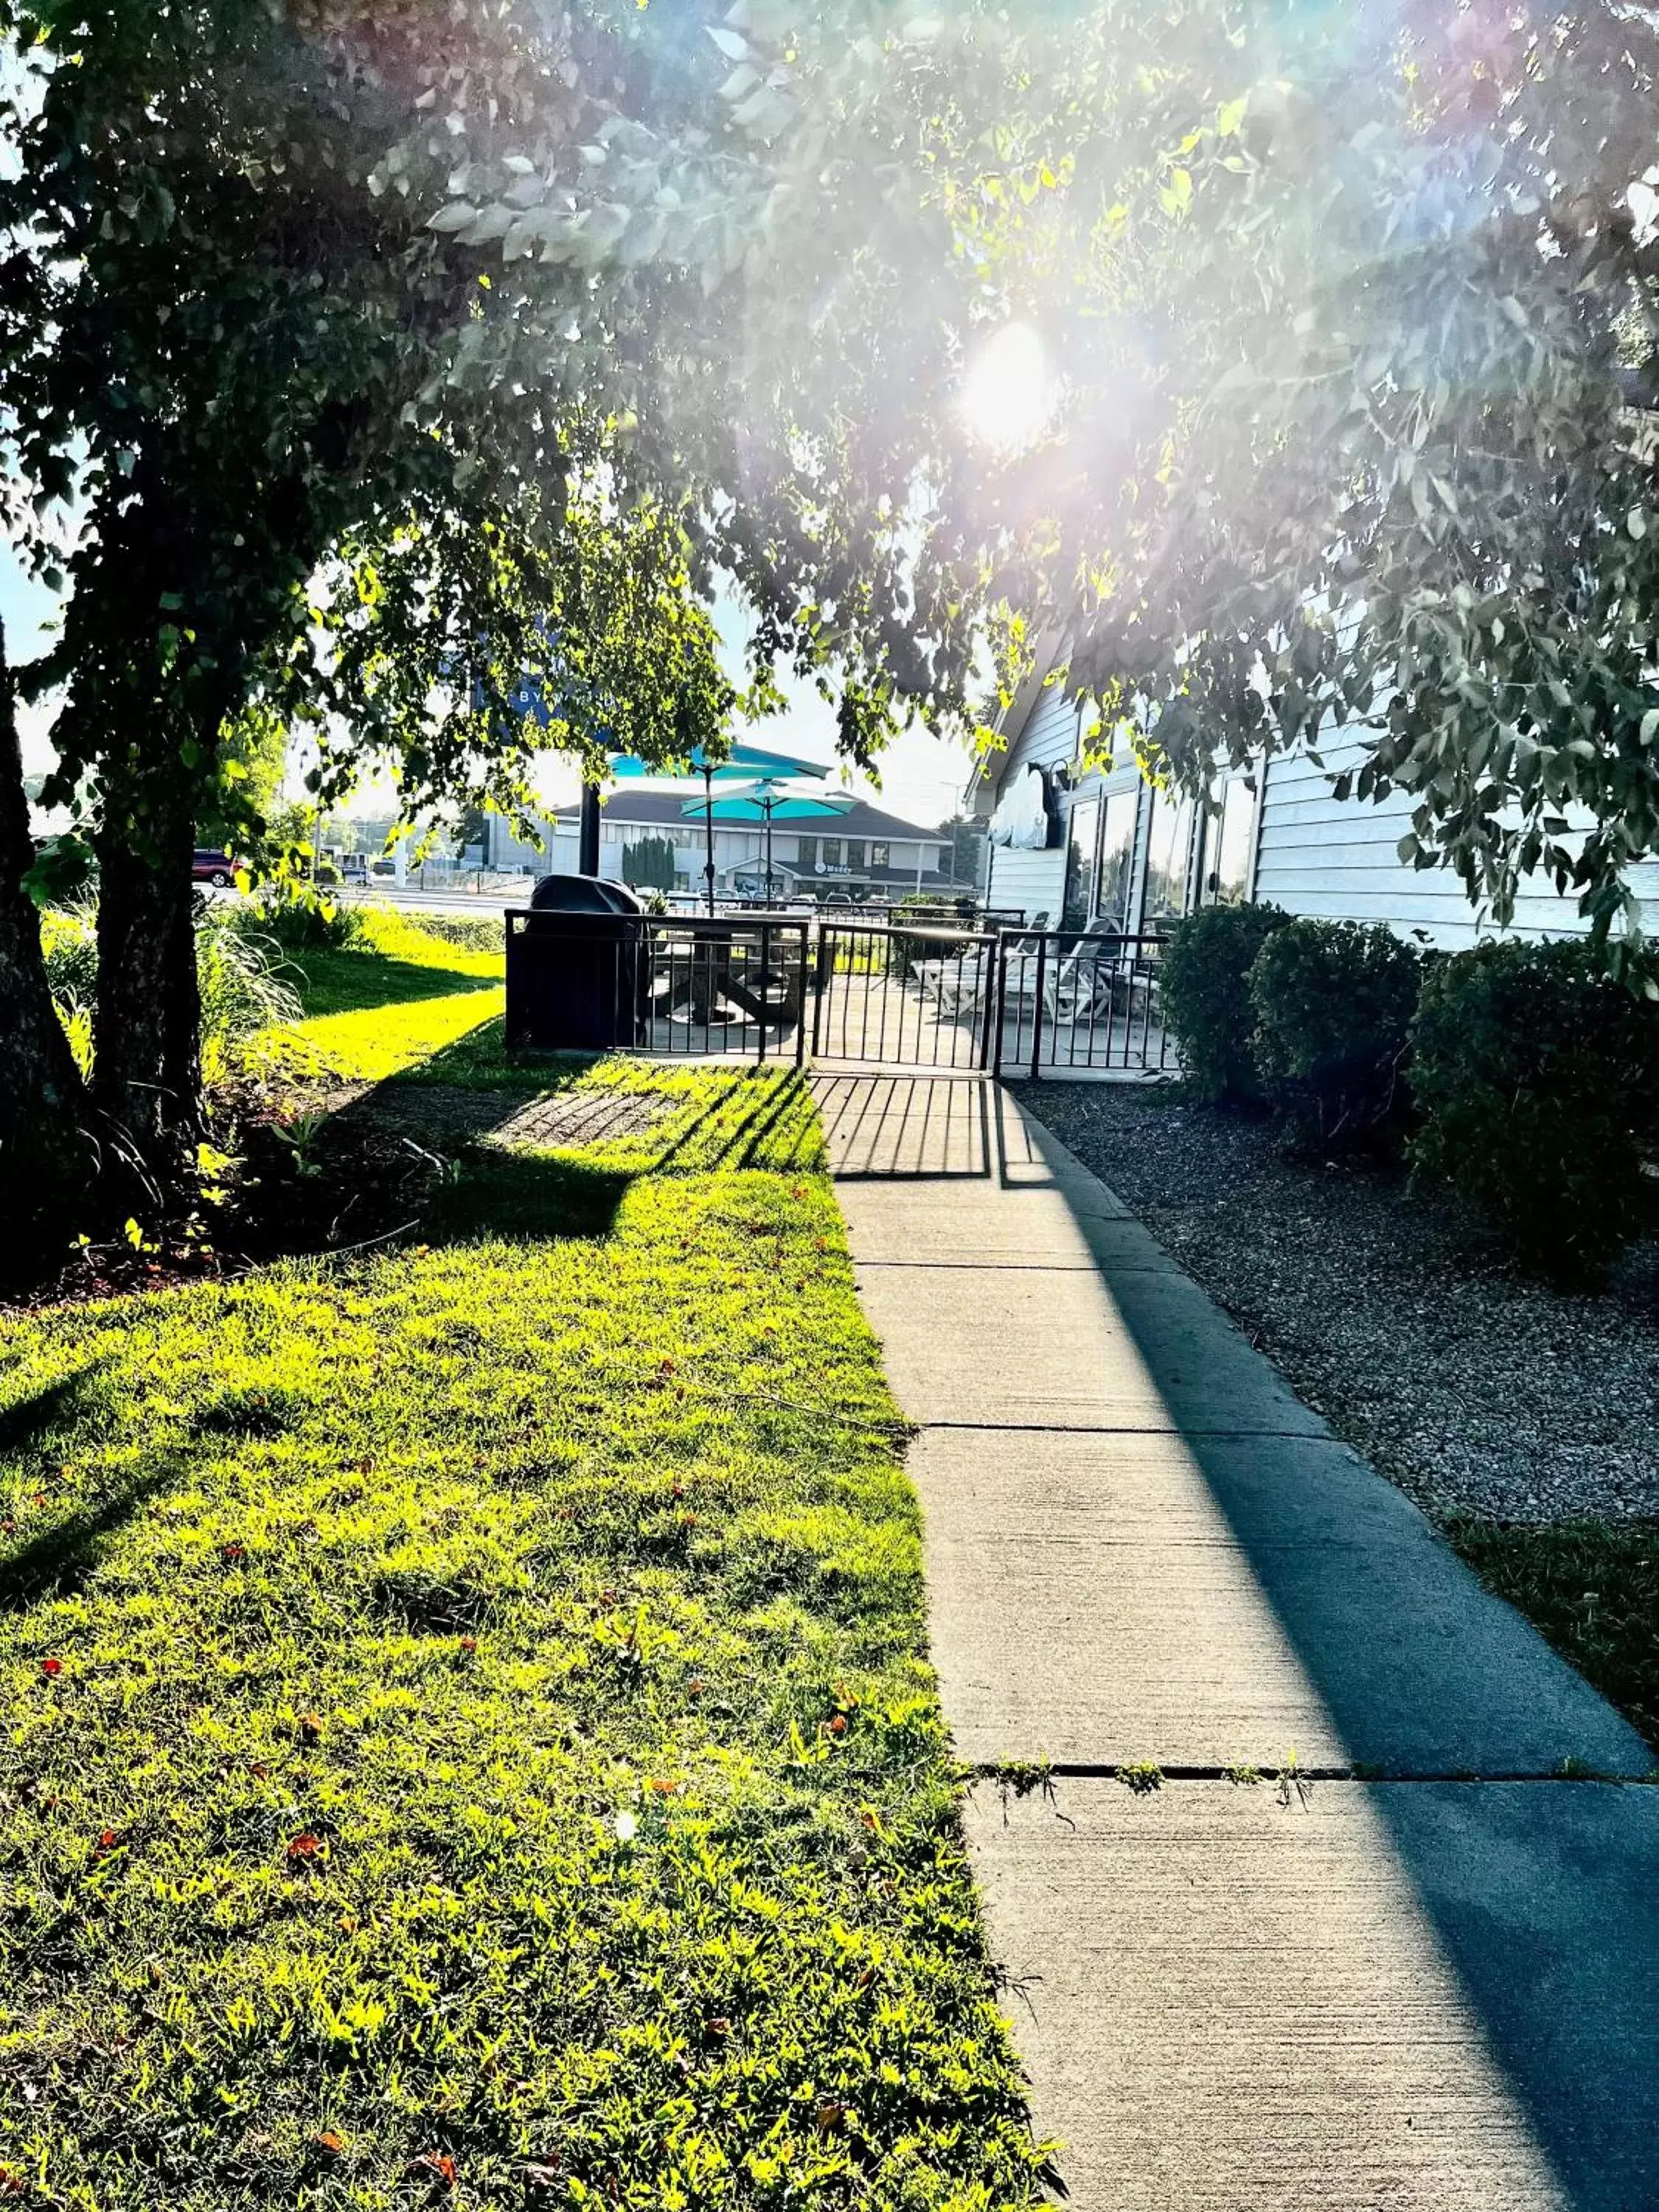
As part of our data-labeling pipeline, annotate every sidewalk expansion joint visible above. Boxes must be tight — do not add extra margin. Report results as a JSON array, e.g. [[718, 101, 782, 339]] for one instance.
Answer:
[[919, 1419, 1328, 1441], [854, 1259, 1166, 1274], [967, 1760, 1659, 1787]]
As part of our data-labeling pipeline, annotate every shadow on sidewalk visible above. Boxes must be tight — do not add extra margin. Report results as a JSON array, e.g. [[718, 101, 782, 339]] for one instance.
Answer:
[[834, 1073, 1659, 2209], [813, 1073, 995, 1180]]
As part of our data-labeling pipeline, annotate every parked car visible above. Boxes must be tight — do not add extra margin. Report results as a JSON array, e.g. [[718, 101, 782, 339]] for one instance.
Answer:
[[191, 847, 240, 888], [369, 858, 397, 879]]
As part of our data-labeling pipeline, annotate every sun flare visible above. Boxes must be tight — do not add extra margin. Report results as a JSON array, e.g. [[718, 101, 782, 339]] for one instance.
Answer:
[[959, 321, 1056, 453]]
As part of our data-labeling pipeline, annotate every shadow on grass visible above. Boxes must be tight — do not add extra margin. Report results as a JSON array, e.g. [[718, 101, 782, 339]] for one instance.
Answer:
[[422, 1153, 636, 1246], [409, 1071, 823, 1246], [0, 1475, 164, 1614], [0, 1364, 111, 1458], [294, 950, 503, 1020], [383, 1017, 572, 1090]]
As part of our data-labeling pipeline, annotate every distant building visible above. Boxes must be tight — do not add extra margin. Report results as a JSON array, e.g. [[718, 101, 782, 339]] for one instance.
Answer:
[[476, 791, 956, 900]]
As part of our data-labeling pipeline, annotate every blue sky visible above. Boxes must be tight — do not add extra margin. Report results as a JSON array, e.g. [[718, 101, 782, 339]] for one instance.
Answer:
[[1, 541, 58, 770]]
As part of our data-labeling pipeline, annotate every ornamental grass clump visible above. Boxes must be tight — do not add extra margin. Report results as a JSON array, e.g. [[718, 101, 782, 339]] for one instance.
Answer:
[[1410, 939, 1659, 1281], [1159, 900, 1290, 1102]]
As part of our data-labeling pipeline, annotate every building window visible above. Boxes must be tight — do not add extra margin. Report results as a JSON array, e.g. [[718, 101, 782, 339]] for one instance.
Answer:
[[1201, 769, 1259, 905], [1063, 789, 1138, 929], [1142, 790, 1194, 927], [1063, 798, 1101, 931], [821, 838, 844, 869], [797, 836, 818, 870], [870, 841, 890, 870], [1097, 790, 1138, 930], [846, 838, 866, 869]]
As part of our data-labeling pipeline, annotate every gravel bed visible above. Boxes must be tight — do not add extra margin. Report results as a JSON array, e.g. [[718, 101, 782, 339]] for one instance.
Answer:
[[1022, 1083, 1659, 1526]]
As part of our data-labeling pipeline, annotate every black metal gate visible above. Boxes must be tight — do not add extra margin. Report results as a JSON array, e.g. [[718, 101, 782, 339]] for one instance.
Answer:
[[993, 929, 1175, 1078], [810, 919, 998, 1073]]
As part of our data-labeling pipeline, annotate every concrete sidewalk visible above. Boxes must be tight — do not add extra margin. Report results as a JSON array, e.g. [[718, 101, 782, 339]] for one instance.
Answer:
[[818, 1074, 1659, 2211]]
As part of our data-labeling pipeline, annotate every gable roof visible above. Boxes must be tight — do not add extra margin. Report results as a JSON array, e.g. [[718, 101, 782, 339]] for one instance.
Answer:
[[546, 791, 945, 841]]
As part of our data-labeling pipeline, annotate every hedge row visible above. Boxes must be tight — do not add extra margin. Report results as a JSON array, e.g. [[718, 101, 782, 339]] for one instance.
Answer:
[[1159, 904, 1659, 1280]]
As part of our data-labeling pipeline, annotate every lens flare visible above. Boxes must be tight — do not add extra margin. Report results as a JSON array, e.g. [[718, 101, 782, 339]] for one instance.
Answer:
[[960, 322, 1055, 453]]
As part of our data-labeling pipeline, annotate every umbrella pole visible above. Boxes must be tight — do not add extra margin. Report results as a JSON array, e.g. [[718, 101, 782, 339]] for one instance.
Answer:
[[703, 765, 716, 917], [765, 801, 773, 908]]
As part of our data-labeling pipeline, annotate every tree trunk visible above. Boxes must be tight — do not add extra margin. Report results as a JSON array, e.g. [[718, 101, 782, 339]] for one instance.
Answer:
[[92, 743, 205, 1196], [0, 621, 94, 1279]]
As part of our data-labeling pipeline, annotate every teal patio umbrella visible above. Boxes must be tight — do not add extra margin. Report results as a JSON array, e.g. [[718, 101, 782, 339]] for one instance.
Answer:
[[611, 741, 830, 913], [682, 779, 856, 907]]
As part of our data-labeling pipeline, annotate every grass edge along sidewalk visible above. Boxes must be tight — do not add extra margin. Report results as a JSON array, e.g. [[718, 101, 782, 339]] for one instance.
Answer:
[[0, 1061, 1054, 2210]]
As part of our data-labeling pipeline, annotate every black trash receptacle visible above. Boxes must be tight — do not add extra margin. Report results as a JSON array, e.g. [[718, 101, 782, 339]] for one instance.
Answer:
[[507, 877, 650, 1050]]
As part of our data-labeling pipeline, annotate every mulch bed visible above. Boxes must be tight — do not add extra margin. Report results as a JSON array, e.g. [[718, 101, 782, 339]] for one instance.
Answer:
[[1022, 1082, 1659, 1526], [4, 1079, 681, 1314]]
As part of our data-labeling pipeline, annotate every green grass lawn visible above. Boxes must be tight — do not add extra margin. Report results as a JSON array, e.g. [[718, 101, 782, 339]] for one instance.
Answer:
[[1447, 1519, 1659, 1753], [251, 910, 506, 1086], [0, 1057, 1048, 2209]]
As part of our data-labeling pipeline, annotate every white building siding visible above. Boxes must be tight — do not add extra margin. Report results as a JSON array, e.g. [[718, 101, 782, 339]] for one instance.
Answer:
[[1014, 684, 1085, 772], [980, 659, 1659, 940], [1255, 736, 1658, 944], [984, 684, 1078, 919], [987, 842, 1068, 922]]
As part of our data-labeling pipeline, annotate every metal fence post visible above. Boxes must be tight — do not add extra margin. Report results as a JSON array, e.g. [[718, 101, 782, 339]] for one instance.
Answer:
[[978, 931, 997, 1072], [1029, 934, 1048, 1082], [810, 926, 827, 1060], [794, 921, 808, 1071], [757, 922, 769, 1063]]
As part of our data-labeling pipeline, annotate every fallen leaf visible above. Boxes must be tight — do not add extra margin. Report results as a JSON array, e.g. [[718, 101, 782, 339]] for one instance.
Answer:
[[39, 1658, 62, 1679], [406, 2151, 458, 2187], [286, 1832, 322, 1863], [316, 2131, 346, 2156]]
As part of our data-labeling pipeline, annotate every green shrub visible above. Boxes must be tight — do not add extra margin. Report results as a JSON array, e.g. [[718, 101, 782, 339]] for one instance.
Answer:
[[241, 889, 365, 953], [1159, 901, 1290, 1102], [1248, 917, 1422, 1142], [390, 908, 507, 954], [39, 900, 100, 1004], [1410, 939, 1659, 1279]]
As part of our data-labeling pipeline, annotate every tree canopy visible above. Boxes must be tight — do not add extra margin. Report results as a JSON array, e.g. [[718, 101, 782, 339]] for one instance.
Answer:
[[7, 0, 1659, 1248], [945, 0, 1659, 938]]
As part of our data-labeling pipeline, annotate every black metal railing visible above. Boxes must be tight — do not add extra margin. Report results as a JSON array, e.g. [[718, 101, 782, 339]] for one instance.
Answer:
[[994, 931, 1174, 1078], [812, 920, 998, 1072], [506, 910, 1178, 1082], [507, 911, 810, 1065]]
